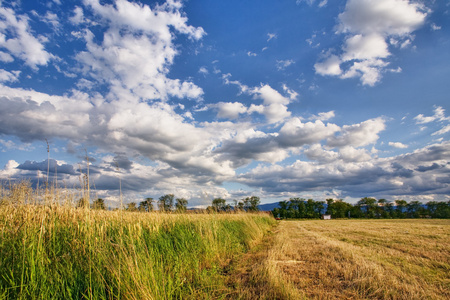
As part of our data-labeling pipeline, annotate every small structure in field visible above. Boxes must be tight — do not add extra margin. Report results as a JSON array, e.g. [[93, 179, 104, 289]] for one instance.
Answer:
[[322, 214, 331, 220]]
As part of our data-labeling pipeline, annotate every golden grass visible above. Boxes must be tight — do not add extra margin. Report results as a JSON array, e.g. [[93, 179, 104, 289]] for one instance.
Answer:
[[252, 219, 450, 299]]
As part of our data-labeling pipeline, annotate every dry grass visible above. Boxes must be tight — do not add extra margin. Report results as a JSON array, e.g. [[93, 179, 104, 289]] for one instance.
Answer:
[[243, 219, 449, 299]]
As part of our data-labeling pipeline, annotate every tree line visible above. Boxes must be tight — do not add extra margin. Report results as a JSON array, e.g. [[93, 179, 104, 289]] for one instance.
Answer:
[[80, 194, 188, 212], [272, 197, 450, 219], [85, 195, 261, 213]]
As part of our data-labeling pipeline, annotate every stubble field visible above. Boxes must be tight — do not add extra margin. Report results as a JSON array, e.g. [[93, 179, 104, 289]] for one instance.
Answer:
[[232, 219, 450, 299]]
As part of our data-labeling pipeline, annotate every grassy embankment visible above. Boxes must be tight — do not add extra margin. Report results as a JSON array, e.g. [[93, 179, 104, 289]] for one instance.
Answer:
[[0, 182, 276, 299], [231, 219, 450, 299]]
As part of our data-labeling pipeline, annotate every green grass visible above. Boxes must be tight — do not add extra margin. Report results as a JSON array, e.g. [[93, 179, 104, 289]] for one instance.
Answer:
[[0, 204, 275, 299]]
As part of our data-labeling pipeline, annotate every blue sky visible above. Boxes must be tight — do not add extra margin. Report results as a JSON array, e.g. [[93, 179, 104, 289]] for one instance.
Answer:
[[0, 0, 449, 207]]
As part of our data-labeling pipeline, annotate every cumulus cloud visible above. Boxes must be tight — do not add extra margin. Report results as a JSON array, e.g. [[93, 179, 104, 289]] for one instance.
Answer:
[[327, 117, 386, 148], [315, 0, 427, 85], [248, 84, 292, 123], [0, 6, 53, 69], [314, 54, 342, 76], [222, 75, 295, 124], [278, 118, 340, 147], [213, 102, 248, 119], [75, 0, 205, 101]]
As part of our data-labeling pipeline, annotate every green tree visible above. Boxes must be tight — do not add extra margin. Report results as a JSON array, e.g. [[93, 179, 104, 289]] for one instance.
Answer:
[[92, 198, 106, 210], [395, 200, 407, 218], [175, 198, 188, 213], [278, 200, 289, 218], [158, 194, 174, 212], [247, 196, 260, 212], [305, 199, 316, 218], [376, 199, 387, 218], [327, 199, 352, 218], [139, 198, 154, 212], [76, 197, 89, 209], [212, 198, 226, 212], [406, 201, 424, 218], [357, 197, 377, 218], [126, 202, 137, 211]]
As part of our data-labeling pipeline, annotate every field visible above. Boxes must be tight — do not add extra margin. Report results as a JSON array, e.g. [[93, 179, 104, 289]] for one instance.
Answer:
[[0, 181, 449, 299], [232, 219, 450, 299]]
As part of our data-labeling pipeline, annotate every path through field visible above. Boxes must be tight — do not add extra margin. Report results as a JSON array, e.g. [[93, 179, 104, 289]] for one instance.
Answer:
[[228, 219, 450, 299]]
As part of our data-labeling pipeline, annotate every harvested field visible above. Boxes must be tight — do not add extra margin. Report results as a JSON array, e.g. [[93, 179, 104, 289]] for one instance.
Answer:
[[229, 219, 450, 299]]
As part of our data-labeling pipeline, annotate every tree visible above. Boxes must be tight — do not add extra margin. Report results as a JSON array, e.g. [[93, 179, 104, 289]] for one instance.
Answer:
[[76, 197, 89, 209], [278, 200, 289, 218], [357, 197, 377, 218], [241, 196, 260, 212], [175, 198, 188, 213], [305, 199, 316, 218], [158, 194, 174, 212], [395, 200, 407, 218], [92, 198, 106, 210], [126, 202, 137, 211], [406, 201, 424, 218], [212, 198, 226, 212], [327, 199, 352, 218], [139, 198, 154, 212]]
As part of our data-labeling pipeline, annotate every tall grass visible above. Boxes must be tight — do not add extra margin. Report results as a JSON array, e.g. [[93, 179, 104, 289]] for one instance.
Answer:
[[0, 183, 275, 299]]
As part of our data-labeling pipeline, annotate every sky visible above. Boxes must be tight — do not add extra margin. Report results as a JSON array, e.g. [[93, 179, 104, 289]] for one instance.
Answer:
[[0, 0, 449, 208]]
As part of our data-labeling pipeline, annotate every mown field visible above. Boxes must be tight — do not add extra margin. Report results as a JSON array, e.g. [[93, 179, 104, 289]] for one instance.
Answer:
[[234, 219, 449, 299]]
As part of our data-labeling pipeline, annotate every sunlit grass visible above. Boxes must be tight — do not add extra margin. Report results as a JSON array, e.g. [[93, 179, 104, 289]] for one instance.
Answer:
[[0, 182, 275, 299]]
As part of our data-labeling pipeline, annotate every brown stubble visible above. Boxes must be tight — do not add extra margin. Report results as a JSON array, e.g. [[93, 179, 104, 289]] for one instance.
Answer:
[[265, 219, 449, 300]]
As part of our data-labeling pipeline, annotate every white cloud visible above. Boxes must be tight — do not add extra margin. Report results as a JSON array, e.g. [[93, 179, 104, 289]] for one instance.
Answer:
[[282, 84, 298, 100], [198, 66, 208, 75], [278, 118, 340, 147], [267, 33, 277, 41], [304, 144, 339, 163], [296, 0, 327, 7], [0, 6, 53, 69], [75, 0, 205, 101], [312, 111, 335, 121], [213, 102, 248, 119], [342, 34, 390, 61], [0, 69, 20, 82], [314, 54, 342, 76], [316, 0, 427, 85], [414, 106, 449, 124], [276, 59, 295, 70], [70, 6, 85, 24], [247, 51, 257, 57], [0, 51, 13, 62], [432, 125, 450, 136], [249, 84, 292, 123], [339, 146, 372, 162], [389, 141, 408, 149], [328, 117, 386, 148], [431, 23, 441, 31]]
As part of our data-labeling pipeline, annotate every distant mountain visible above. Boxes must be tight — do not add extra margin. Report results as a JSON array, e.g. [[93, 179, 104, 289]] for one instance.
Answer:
[[258, 202, 280, 211]]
